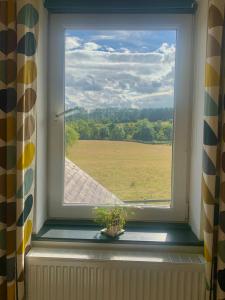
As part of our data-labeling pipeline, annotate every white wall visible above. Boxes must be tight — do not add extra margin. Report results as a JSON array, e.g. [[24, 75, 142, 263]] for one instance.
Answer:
[[189, 0, 208, 239], [33, 1, 48, 233]]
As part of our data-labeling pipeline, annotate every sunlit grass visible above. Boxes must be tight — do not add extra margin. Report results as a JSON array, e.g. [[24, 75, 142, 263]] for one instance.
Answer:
[[67, 140, 172, 201]]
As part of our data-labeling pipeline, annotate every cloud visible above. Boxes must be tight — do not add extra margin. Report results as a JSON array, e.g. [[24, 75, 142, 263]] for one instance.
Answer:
[[105, 47, 115, 52], [66, 49, 163, 64], [158, 43, 176, 63], [66, 74, 103, 92], [83, 42, 101, 51], [66, 37, 81, 50], [91, 34, 115, 40], [65, 40, 175, 110]]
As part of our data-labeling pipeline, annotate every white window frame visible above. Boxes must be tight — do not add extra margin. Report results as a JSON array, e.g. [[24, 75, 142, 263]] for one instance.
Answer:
[[48, 13, 193, 222]]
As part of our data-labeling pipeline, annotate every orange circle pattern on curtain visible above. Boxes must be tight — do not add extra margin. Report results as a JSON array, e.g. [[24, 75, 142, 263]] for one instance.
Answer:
[[0, 1, 39, 299]]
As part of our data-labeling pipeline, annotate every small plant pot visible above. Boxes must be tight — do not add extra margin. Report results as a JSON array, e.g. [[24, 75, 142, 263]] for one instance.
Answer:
[[101, 225, 125, 238]]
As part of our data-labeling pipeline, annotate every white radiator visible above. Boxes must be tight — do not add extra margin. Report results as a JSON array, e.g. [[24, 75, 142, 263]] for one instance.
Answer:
[[26, 247, 206, 300]]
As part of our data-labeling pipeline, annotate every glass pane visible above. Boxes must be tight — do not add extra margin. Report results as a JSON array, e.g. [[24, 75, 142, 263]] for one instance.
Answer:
[[64, 30, 176, 206]]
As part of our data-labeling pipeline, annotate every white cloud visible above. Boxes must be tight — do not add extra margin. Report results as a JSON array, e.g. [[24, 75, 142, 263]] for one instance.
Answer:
[[83, 42, 101, 51], [120, 48, 130, 54], [66, 36, 81, 50], [91, 34, 115, 40], [158, 43, 176, 63], [105, 47, 115, 52], [65, 43, 175, 110]]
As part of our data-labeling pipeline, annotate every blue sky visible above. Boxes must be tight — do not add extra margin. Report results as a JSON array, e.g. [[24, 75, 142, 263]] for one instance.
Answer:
[[65, 30, 176, 110]]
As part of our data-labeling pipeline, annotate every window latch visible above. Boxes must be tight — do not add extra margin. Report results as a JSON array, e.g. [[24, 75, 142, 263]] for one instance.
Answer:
[[55, 107, 79, 120]]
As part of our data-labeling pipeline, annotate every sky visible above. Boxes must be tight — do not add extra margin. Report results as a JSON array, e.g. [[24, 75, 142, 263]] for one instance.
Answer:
[[65, 30, 176, 111]]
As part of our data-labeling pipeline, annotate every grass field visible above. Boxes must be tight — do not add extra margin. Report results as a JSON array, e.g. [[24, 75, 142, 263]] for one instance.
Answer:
[[67, 140, 172, 201]]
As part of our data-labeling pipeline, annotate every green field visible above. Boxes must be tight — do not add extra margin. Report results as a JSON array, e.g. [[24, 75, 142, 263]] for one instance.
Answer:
[[67, 140, 172, 201]]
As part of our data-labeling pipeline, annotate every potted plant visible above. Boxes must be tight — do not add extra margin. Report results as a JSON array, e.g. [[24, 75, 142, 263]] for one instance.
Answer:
[[93, 207, 128, 238]]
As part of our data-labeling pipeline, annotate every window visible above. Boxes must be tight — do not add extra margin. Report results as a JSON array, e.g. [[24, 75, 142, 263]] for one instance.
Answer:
[[48, 14, 193, 221]]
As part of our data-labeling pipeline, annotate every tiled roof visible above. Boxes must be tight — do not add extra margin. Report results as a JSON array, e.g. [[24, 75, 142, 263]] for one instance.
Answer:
[[64, 158, 123, 205]]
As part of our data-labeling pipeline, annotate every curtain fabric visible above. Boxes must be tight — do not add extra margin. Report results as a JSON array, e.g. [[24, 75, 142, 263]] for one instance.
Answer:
[[0, 0, 38, 299], [203, 0, 225, 299]]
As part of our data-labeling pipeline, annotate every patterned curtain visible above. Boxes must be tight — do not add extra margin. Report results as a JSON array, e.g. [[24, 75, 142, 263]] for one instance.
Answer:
[[0, 0, 39, 299], [203, 0, 225, 299]]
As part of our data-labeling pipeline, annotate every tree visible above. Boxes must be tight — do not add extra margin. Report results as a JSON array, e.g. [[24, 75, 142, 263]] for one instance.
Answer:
[[77, 120, 91, 139], [65, 116, 173, 144], [65, 123, 79, 151], [162, 122, 173, 141], [155, 122, 173, 141], [110, 125, 125, 140], [123, 123, 135, 138], [133, 119, 156, 141], [99, 126, 110, 139]]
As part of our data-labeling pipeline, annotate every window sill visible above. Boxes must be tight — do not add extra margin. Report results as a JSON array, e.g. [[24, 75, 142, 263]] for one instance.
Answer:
[[32, 220, 203, 248]]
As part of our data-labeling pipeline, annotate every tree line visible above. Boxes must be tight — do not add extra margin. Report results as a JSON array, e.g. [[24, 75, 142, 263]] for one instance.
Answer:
[[65, 107, 173, 149]]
